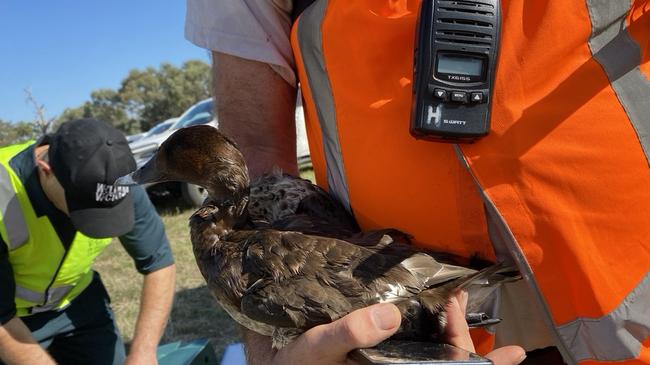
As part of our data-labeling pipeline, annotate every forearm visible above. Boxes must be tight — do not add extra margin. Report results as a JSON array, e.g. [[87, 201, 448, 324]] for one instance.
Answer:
[[242, 327, 276, 365], [129, 264, 176, 360], [213, 51, 298, 178], [0, 317, 56, 365]]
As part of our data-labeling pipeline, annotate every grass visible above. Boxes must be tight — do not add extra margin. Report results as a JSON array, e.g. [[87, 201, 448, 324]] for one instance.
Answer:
[[94, 199, 241, 360]]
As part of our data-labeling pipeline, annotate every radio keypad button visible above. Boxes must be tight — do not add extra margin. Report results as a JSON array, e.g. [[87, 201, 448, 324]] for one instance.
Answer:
[[433, 88, 448, 100], [470, 92, 485, 103], [450, 91, 468, 103]]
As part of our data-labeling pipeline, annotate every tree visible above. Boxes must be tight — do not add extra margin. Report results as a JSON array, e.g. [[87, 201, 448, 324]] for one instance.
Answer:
[[86, 89, 133, 132], [56, 89, 136, 133], [120, 60, 211, 131], [0, 119, 35, 147], [57, 105, 86, 126], [6, 59, 212, 137], [24, 88, 56, 138]]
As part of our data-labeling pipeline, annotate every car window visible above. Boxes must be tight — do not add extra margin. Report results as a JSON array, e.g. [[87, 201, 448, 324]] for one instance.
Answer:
[[175, 100, 214, 129], [146, 121, 173, 137], [184, 112, 212, 127]]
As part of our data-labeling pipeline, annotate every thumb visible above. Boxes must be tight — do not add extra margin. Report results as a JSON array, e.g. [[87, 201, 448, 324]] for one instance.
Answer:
[[486, 346, 527, 365], [290, 303, 401, 363]]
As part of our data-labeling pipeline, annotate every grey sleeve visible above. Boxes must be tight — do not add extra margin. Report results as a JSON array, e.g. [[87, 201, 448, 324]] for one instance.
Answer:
[[119, 186, 174, 274], [185, 0, 296, 86], [0, 238, 17, 325]]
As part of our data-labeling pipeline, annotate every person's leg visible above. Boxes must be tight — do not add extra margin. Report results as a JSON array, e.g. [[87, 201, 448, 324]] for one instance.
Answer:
[[49, 273, 126, 364], [47, 310, 126, 365], [22, 273, 126, 365]]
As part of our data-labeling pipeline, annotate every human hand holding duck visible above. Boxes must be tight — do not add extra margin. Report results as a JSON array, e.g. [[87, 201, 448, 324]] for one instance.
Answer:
[[116, 125, 524, 364], [245, 293, 524, 365]]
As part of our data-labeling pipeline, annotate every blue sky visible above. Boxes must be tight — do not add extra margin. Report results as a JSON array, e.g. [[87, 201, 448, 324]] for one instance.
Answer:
[[0, 1, 209, 122]]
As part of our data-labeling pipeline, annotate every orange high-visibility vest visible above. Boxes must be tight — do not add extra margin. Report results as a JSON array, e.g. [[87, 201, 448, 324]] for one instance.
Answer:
[[290, 1, 650, 364]]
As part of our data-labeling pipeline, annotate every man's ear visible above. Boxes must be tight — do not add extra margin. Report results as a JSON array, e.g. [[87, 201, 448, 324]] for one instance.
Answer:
[[35, 149, 53, 176], [36, 159, 52, 175]]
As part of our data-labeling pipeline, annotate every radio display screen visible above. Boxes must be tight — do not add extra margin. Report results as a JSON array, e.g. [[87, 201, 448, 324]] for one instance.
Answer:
[[436, 54, 484, 77]]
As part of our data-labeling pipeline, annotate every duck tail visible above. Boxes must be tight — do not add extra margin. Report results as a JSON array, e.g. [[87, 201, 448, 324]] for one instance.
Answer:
[[454, 262, 512, 291], [417, 262, 518, 314]]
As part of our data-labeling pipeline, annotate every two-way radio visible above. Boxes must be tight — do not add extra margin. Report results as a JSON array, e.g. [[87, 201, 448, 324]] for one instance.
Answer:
[[411, 0, 501, 142]]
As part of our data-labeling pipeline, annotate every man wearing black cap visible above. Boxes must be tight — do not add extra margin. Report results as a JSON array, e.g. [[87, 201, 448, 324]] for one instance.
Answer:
[[0, 119, 176, 364]]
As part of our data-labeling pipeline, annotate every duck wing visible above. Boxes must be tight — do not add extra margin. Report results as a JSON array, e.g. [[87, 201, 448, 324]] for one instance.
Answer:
[[247, 172, 359, 237], [234, 230, 370, 329], [189, 205, 366, 324], [191, 206, 500, 348], [230, 230, 477, 337], [267, 213, 359, 239]]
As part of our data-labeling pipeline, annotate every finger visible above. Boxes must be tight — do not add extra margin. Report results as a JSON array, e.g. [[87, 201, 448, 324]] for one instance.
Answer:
[[457, 290, 468, 316], [444, 294, 475, 352], [284, 303, 401, 364], [486, 345, 527, 365]]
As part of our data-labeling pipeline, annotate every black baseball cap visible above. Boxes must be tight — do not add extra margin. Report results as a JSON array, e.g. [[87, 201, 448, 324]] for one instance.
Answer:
[[42, 118, 137, 238]]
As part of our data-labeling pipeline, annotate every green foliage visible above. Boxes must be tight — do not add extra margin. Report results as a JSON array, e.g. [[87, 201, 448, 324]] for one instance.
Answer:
[[120, 60, 211, 131], [0, 119, 36, 147], [4, 60, 211, 142], [55, 60, 211, 134], [56, 105, 86, 130], [57, 89, 135, 133]]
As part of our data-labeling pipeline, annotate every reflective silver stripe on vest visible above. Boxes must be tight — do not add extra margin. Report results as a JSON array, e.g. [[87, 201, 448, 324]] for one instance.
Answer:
[[454, 146, 577, 365], [0, 164, 29, 250], [296, 0, 352, 213], [586, 0, 650, 164], [15, 285, 45, 303], [558, 271, 650, 362], [31, 285, 75, 313], [15, 284, 74, 313]]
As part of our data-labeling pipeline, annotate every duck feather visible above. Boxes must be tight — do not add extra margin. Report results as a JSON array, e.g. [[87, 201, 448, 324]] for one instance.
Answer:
[[117, 125, 518, 349]]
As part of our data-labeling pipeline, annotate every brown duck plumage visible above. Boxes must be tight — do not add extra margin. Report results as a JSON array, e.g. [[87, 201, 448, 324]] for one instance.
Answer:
[[116, 125, 515, 348]]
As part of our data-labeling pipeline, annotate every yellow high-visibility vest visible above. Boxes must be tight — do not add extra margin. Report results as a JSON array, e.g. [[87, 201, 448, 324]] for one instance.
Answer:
[[0, 141, 112, 316]]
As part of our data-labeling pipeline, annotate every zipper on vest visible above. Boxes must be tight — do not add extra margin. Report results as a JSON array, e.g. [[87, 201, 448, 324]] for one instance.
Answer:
[[39, 246, 73, 308]]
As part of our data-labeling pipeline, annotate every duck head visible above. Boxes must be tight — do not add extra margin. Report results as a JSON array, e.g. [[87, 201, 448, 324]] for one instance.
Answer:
[[116, 125, 251, 215]]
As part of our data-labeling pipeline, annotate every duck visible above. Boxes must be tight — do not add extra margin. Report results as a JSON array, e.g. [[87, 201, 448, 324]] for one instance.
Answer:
[[116, 125, 516, 348]]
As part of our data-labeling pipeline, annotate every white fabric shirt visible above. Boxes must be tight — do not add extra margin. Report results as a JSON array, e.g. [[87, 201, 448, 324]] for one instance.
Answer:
[[185, 0, 309, 159], [185, 0, 296, 86]]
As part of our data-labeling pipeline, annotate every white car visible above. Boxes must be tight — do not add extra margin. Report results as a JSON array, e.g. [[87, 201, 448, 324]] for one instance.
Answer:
[[144, 117, 177, 137], [126, 132, 146, 143], [130, 99, 217, 206], [129, 96, 310, 207]]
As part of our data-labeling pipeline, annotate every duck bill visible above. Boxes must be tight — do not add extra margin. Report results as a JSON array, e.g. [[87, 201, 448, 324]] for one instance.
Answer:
[[115, 157, 168, 186]]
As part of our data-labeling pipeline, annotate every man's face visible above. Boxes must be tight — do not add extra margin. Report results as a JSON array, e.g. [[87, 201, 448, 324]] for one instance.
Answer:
[[35, 145, 69, 215]]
